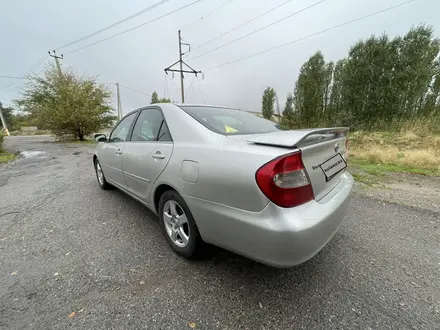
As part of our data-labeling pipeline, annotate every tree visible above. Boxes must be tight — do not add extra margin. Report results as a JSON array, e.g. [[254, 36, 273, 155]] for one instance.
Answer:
[[158, 97, 171, 103], [151, 91, 159, 104], [288, 24, 440, 131], [261, 87, 275, 119], [282, 93, 295, 128], [293, 51, 328, 127], [16, 65, 116, 140], [151, 91, 172, 104], [0, 102, 16, 130]]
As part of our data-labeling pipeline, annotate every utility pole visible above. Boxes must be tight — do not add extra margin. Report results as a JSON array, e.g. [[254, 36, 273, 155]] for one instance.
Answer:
[[164, 30, 202, 103], [0, 107, 9, 136], [178, 30, 185, 104], [48, 50, 63, 75], [116, 82, 122, 120]]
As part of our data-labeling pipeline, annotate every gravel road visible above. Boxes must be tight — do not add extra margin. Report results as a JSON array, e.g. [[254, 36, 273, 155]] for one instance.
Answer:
[[1, 136, 439, 330]]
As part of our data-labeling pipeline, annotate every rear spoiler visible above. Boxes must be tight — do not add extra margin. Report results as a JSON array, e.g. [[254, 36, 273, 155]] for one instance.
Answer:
[[247, 127, 349, 148]]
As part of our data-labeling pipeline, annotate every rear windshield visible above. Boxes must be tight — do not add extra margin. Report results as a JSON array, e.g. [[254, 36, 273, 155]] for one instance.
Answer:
[[179, 106, 285, 135]]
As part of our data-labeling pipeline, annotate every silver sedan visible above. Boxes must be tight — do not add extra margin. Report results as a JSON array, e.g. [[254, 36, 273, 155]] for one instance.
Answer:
[[93, 104, 353, 267]]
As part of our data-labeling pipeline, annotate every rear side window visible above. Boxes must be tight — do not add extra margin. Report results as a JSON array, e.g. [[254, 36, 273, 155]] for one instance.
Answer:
[[130, 108, 172, 142], [179, 106, 285, 135]]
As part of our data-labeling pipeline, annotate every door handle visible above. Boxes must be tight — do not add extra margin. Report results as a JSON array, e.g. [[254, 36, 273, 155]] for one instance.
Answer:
[[152, 153, 165, 159], [116, 149, 122, 155]]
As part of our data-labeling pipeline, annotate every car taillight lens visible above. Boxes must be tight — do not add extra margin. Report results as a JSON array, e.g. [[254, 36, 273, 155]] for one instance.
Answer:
[[255, 152, 314, 208]]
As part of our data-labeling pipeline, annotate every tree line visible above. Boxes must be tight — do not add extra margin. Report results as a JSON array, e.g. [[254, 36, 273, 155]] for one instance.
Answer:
[[262, 25, 440, 132]]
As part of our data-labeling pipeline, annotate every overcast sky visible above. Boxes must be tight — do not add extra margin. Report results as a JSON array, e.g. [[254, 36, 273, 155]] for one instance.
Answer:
[[1, 0, 439, 115]]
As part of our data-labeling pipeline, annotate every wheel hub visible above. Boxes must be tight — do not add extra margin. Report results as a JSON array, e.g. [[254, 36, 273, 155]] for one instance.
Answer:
[[163, 200, 190, 248]]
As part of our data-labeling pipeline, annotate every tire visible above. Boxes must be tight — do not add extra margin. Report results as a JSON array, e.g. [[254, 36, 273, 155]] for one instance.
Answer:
[[94, 159, 111, 190], [158, 190, 202, 258]]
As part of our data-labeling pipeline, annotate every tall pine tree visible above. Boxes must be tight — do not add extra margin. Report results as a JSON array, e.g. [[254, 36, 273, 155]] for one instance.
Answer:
[[261, 87, 275, 119], [282, 93, 295, 128]]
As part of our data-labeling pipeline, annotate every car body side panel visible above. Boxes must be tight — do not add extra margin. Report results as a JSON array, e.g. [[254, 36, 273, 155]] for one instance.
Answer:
[[183, 172, 353, 267], [153, 141, 289, 212], [121, 141, 173, 203], [96, 141, 126, 188]]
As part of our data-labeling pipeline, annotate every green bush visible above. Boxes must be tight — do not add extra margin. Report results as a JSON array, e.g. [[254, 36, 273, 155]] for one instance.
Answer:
[[0, 131, 4, 150]]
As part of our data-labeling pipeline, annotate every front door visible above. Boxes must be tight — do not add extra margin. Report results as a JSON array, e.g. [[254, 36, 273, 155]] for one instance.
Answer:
[[121, 108, 173, 202], [98, 112, 137, 189]]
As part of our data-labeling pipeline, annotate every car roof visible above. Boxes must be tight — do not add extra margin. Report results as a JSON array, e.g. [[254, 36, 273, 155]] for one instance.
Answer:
[[122, 104, 254, 120]]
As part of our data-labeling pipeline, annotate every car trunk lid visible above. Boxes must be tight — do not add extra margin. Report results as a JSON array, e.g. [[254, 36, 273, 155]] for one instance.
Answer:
[[247, 128, 349, 201]]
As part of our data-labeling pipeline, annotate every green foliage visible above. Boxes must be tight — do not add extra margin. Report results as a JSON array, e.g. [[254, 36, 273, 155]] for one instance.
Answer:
[[0, 102, 16, 130], [0, 101, 40, 131], [293, 51, 328, 127], [0, 131, 15, 163], [261, 87, 275, 119], [0, 152, 17, 164], [151, 91, 159, 104], [350, 158, 439, 176], [15, 65, 116, 140], [282, 92, 295, 128], [151, 91, 171, 104], [290, 24, 440, 131]]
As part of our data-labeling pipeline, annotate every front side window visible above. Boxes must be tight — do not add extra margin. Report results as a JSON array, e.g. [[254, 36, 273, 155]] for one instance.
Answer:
[[131, 109, 171, 142], [109, 112, 137, 142], [179, 106, 286, 135]]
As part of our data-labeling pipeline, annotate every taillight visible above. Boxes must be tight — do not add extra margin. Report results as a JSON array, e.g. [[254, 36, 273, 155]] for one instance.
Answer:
[[255, 152, 314, 208]]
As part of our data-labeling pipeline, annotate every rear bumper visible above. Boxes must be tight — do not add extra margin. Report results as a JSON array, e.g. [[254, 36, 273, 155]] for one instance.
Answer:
[[184, 172, 354, 267]]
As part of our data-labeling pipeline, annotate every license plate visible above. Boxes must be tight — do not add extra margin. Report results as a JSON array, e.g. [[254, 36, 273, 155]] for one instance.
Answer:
[[319, 153, 347, 181]]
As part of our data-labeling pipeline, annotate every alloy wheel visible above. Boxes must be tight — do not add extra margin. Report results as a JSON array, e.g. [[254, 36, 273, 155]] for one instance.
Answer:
[[163, 200, 190, 248], [96, 162, 104, 186]]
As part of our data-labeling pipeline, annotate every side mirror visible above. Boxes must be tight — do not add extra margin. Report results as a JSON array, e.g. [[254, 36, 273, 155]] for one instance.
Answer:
[[94, 134, 107, 142]]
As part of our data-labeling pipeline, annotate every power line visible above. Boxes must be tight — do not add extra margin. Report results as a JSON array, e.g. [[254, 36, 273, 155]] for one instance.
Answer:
[[119, 84, 152, 97], [65, 0, 205, 55], [181, 0, 235, 30], [98, 82, 117, 85], [188, 0, 327, 61], [24, 54, 48, 76], [204, 0, 416, 71], [0, 75, 27, 79], [191, 0, 296, 52], [56, 0, 170, 51], [186, 76, 197, 102], [0, 83, 17, 93], [0, 54, 48, 93]]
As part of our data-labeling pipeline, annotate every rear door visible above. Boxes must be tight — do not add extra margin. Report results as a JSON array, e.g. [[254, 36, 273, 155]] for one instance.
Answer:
[[121, 107, 173, 202], [98, 112, 137, 189]]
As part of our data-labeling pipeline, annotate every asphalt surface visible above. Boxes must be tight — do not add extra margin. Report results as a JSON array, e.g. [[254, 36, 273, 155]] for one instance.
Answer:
[[0, 136, 439, 330]]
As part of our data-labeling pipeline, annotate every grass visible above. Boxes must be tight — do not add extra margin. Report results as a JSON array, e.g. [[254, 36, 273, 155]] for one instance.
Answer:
[[350, 159, 438, 176], [349, 129, 440, 176], [0, 150, 17, 163], [351, 172, 380, 185]]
